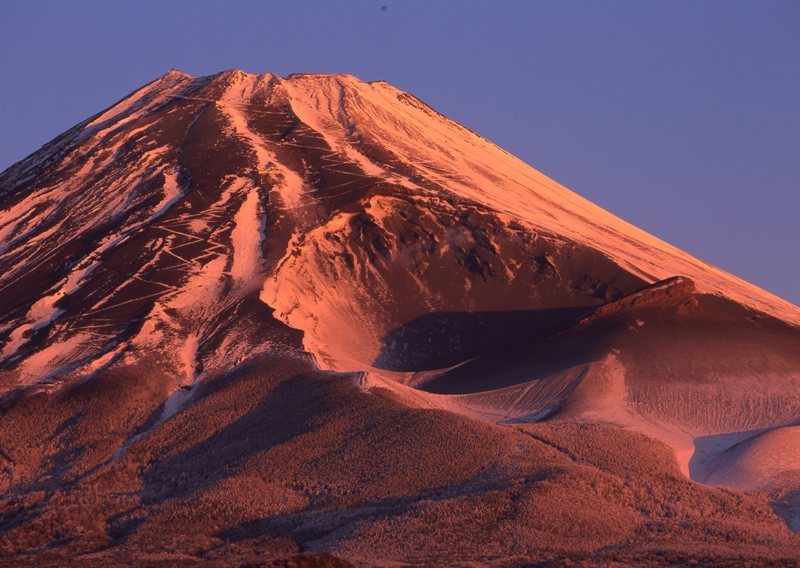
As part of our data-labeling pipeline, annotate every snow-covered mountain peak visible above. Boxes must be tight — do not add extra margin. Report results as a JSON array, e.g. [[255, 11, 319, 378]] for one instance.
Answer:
[[2, 70, 800, 557], [1, 68, 797, 394]]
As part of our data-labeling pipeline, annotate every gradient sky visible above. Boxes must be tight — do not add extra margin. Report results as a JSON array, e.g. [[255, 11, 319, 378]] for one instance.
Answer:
[[2, 1, 798, 304]]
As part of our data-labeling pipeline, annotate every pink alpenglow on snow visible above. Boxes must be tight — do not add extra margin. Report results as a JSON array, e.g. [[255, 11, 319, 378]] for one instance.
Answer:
[[0, 69, 799, 565]]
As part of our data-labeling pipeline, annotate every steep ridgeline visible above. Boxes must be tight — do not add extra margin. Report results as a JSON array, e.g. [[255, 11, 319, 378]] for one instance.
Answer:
[[0, 69, 799, 563]]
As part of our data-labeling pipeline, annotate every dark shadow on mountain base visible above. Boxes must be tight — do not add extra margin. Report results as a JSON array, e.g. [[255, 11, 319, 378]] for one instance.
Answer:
[[140, 370, 330, 505], [773, 486, 800, 533], [215, 465, 559, 548], [380, 280, 800, 396], [372, 306, 595, 373]]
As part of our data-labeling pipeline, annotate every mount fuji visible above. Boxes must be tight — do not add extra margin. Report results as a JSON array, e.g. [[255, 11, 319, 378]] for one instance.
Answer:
[[1, 69, 799, 565]]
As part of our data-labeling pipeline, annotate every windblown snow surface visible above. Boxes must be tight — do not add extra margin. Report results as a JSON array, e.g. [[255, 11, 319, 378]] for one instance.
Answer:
[[1, 69, 799, 565]]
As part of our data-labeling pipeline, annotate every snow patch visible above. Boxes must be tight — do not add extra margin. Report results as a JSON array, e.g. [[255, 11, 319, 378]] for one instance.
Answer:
[[230, 181, 266, 285]]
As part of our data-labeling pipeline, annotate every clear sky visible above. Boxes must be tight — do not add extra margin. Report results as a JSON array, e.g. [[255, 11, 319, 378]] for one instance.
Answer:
[[2, 1, 798, 304]]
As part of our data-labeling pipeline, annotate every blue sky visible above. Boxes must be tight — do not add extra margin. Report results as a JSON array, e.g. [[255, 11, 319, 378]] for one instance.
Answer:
[[2, 0, 798, 303]]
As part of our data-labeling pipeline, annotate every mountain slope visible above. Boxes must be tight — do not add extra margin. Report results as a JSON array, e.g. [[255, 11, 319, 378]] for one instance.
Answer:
[[0, 69, 799, 565]]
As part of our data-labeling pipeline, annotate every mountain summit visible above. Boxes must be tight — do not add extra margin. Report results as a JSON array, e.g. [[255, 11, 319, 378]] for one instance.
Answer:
[[1, 70, 799, 564]]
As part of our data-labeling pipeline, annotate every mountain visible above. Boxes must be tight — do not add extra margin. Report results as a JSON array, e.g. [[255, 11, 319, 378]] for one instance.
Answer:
[[0, 68, 799, 565]]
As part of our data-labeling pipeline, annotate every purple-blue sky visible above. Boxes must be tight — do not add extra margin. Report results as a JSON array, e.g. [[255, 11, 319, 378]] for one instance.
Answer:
[[2, 1, 798, 304]]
